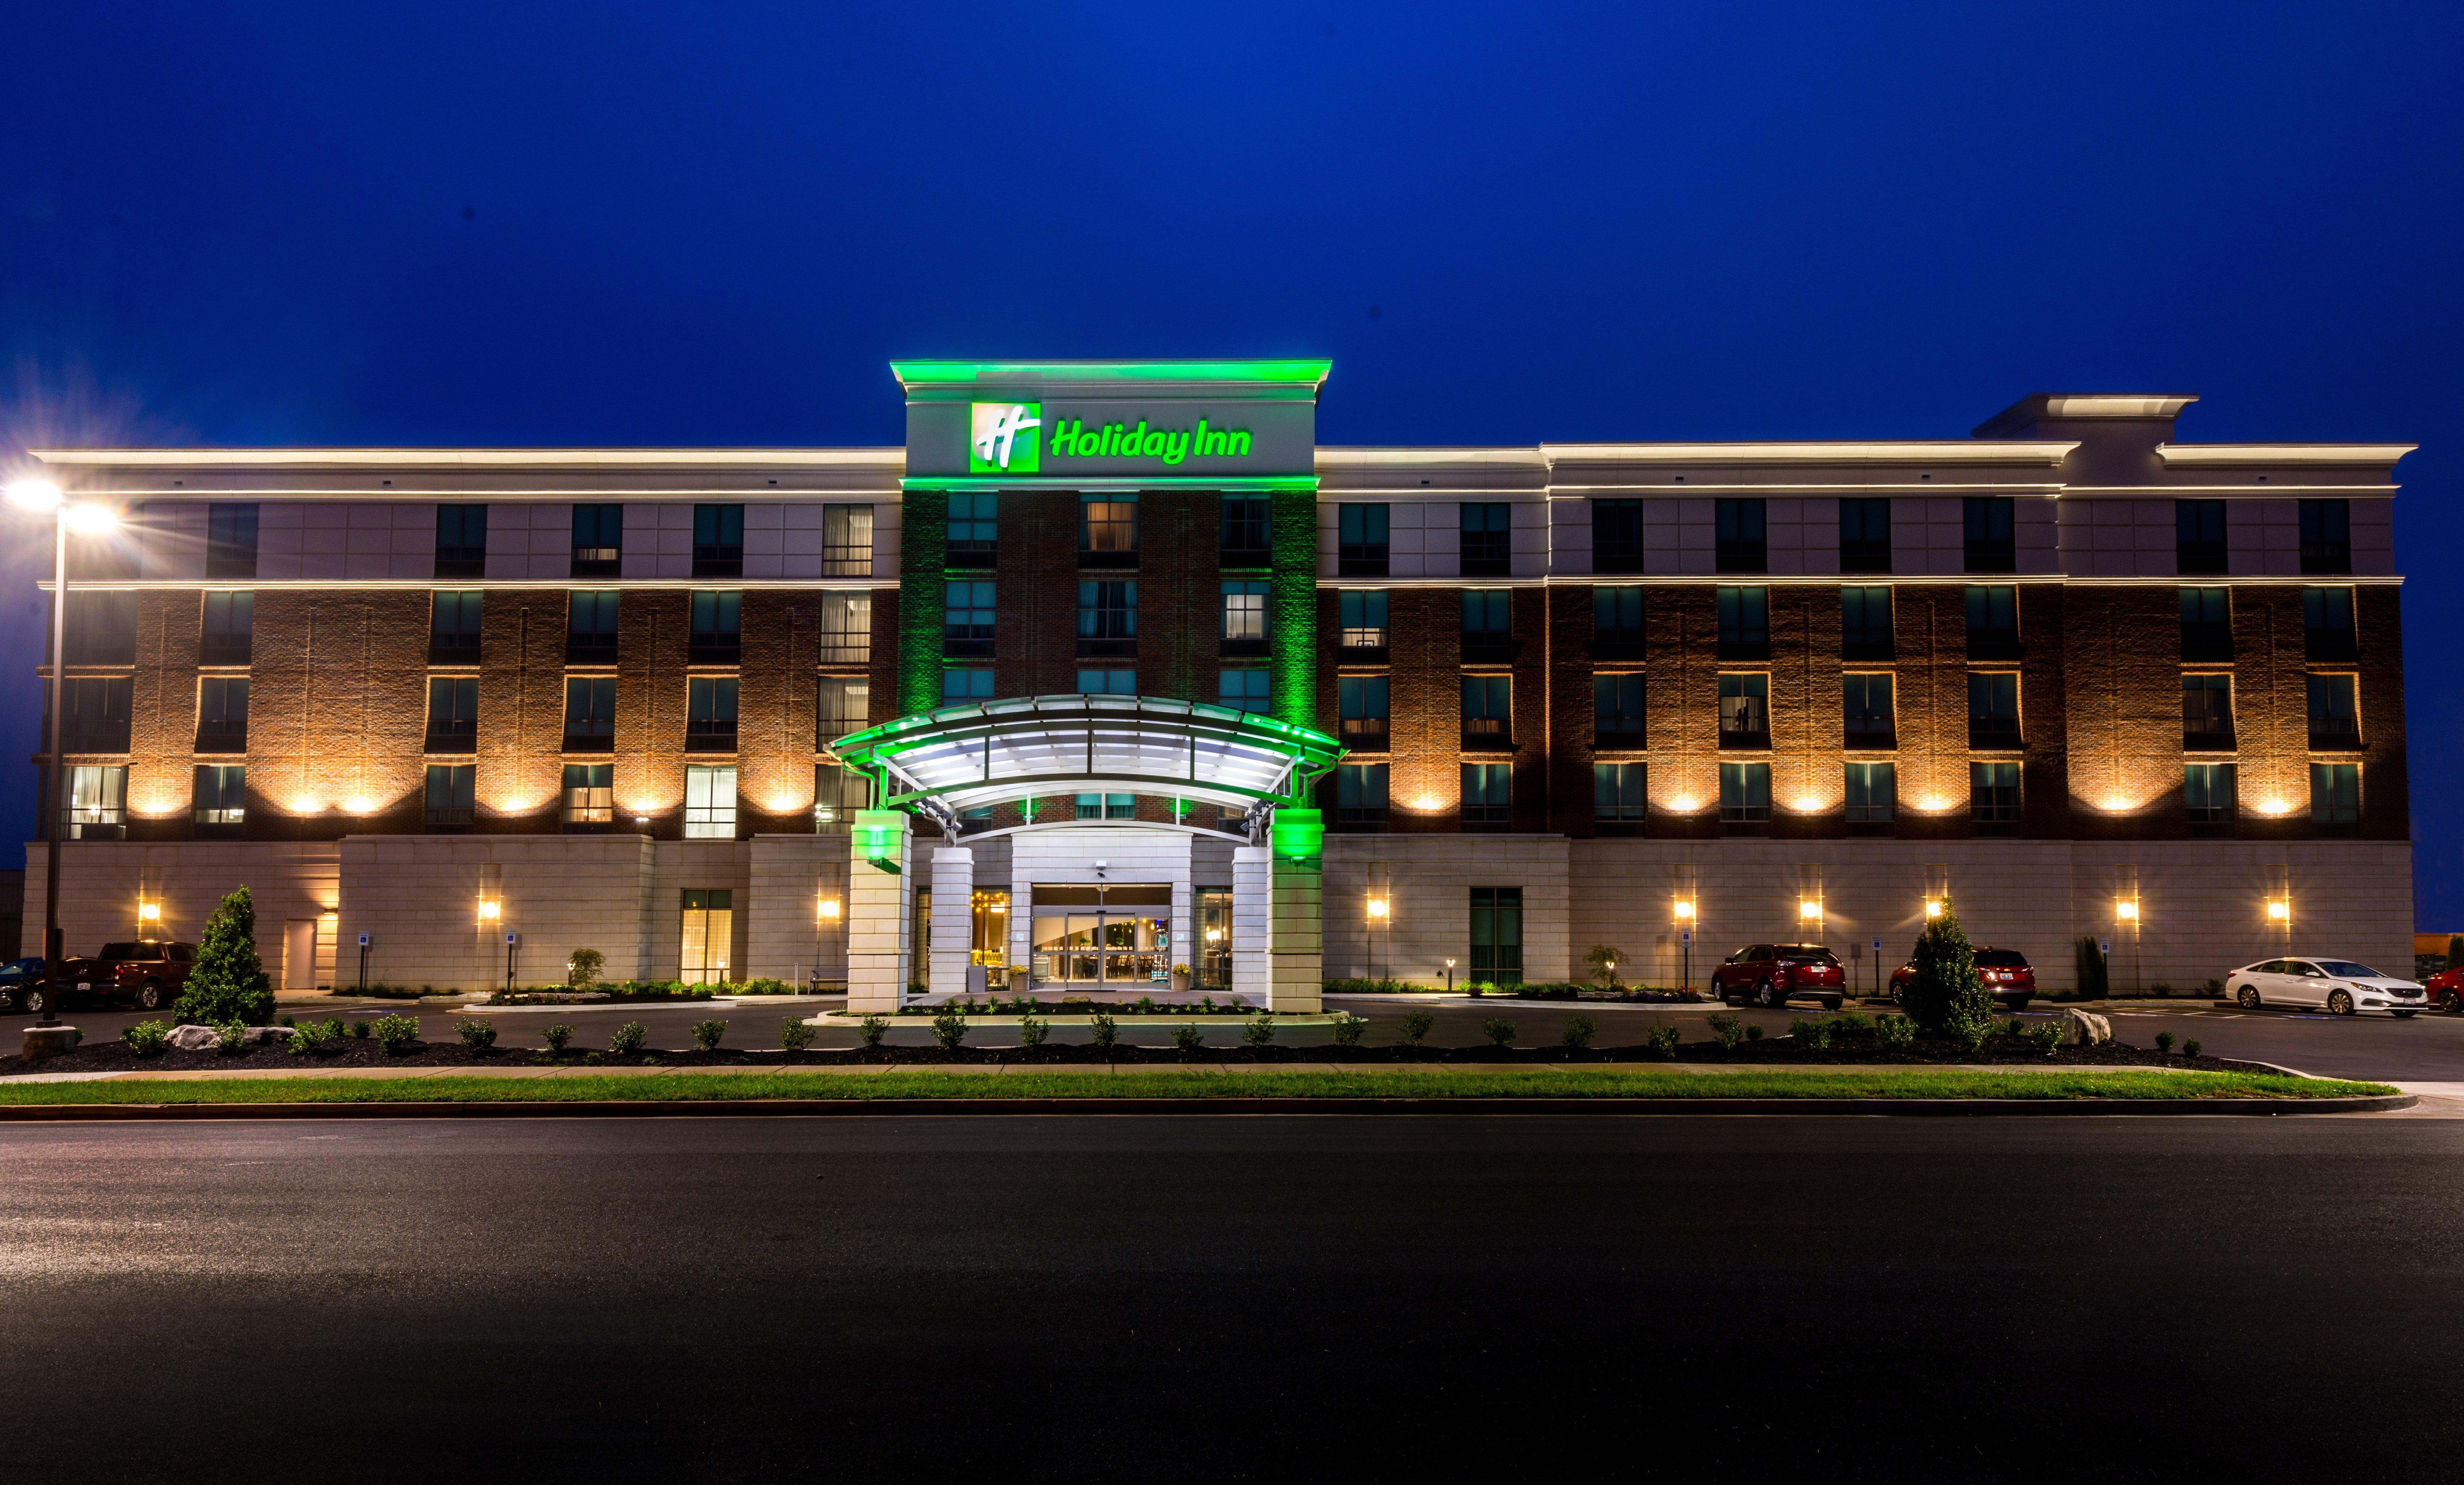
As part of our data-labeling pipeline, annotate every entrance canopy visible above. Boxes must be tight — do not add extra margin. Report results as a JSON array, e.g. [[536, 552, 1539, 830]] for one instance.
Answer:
[[826, 694, 1344, 823]]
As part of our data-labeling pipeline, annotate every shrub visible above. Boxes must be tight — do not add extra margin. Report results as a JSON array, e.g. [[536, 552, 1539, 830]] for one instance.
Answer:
[[1743, 1023, 1763, 1043], [566, 948, 606, 989], [1645, 1022, 1681, 1060], [2202, 979, 2225, 998], [287, 1020, 332, 1056], [1706, 1012, 1744, 1050], [1400, 1010, 1435, 1046], [350, 1019, 370, 1039], [1200, 996, 1217, 1014], [1480, 1017, 1517, 1048], [174, 887, 275, 1027], [2154, 1030, 2176, 1054], [1171, 1022, 1204, 1052], [1019, 1013, 1049, 1048], [1585, 945, 1629, 989], [859, 1014, 889, 1048], [1558, 1014, 1596, 1049], [541, 1022, 573, 1051], [691, 1019, 727, 1052], [371, 1014, 419, 1054], [1791, 1018, 1834, 1050], [1904, 903, 1993, 1047], [1244, 1013, 1276, 1047], [457, 1018, 498, 1051], [584, 1050, 603, 1064], [2183, 1038, 2203, 1059], [1874, 1015, 1914, 1049], [214, 1020, 249, 1054], [610, 1021, 647, 1055], [2148, 983, 2175, 998], [779, 1017, 815, 1052], [124, 1019, 170, 1058], [1832, 1012, 1876, 1038], [2074, 935, 2110, 1000], [2021, 1022, 2063, 1055], [1089, 1011, 1119, 1051], [932, 1008, 968, 1050], [1330, 1013, 1366, 1047]]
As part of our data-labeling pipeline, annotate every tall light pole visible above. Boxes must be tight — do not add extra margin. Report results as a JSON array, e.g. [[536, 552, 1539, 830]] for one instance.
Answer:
[[7, 478, 118, 1034]]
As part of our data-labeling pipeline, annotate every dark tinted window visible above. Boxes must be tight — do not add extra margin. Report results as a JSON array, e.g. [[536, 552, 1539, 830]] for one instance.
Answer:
[[1973, 950, 2029, 968], [1774, 945, 1838, 963], [99, 942, 147, 959]]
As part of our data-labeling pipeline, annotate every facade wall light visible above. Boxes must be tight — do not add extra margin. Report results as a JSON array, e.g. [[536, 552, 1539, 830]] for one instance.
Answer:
[[1923, 899, 1942, 918], [1798, 901, 1819, 920], [478, 899, 501, 921], [2267, 900, 2289, 921], [818, 897, 841, 920], [1366, 898, 1389, 919], [2116, 901, 2138, 921], [138, 902, 161, 923], [1673, 900, 1694, 920]]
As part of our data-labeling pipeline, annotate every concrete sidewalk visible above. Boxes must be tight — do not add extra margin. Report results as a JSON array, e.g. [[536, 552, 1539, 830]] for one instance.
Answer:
[[18, 1060, 2218, 1085]]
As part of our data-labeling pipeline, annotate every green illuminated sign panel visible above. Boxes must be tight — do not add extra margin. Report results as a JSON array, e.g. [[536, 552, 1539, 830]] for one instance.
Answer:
[[968, 402, 1042, 473], [1046, 417, 1251, 466]]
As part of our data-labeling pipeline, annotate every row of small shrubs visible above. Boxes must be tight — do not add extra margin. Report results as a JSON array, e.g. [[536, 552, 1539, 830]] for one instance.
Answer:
[[895, 994, 1262, 1017], [123, 1012, 827, 1059]]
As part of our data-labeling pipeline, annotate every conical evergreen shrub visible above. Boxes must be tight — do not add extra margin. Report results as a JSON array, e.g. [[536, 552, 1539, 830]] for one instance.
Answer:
[[174, 886, 274, 1026], [1903, 901, 1993, 1046]]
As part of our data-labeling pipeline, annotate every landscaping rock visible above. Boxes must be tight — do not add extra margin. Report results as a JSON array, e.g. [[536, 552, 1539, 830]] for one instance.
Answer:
[[164, 1024, 294, 1050], [21, 1025, 82, 1060], [2064, 1009, 2113, 1046]]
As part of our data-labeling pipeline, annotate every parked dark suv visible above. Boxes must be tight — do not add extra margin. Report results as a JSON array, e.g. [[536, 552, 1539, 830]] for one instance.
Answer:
[[1889, 946, 2036, 1011], [51, 940, 198, 1013], [0, 957, 60, 1014], [1713, 944, 1847, 1010]]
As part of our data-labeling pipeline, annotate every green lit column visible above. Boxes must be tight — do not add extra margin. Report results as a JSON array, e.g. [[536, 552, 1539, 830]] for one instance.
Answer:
[[897, 488, 948, 715], [1267, 487, 1318, 730], [1268, 807, 1324, 1012]]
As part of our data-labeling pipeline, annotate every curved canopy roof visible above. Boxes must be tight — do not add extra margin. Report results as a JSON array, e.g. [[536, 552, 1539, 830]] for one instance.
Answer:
[[827, 695, 1344, 818]]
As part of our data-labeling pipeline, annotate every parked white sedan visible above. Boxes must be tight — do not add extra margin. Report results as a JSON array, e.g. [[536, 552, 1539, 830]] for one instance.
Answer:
[[2226, 958, 2427, 1017]]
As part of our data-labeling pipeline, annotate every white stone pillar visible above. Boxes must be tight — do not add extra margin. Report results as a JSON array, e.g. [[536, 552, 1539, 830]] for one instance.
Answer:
[[847, 810, 913, 1013], [1232, 845, 1270, 1004], [1270, 851, 1324, 1012], [929, 846, 976, 998]]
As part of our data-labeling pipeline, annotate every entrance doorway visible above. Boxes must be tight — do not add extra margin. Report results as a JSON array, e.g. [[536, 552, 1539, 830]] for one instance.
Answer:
[[1029, 884, 1172, 989]]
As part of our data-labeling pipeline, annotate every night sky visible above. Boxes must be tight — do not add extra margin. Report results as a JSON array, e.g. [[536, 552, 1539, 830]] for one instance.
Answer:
[[4, 2, 2459, 917]]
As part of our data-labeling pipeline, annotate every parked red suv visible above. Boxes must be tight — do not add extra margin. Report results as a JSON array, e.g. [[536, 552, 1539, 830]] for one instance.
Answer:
[[1713, 944, 1847, 1010], [2425, 965, 2464, 1014], [48, 940, 198, 1013], [1889, 947, 2036, 1012]]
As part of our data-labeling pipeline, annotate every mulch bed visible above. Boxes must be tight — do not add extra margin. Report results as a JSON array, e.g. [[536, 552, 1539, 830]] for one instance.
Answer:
[[2, 1032, 2276, 1078]]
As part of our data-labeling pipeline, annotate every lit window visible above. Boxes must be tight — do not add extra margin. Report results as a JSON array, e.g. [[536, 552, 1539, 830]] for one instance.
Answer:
[[684, 765, 738, 838]]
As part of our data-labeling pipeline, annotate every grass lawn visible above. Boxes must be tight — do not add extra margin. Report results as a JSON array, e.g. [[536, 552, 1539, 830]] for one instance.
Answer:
[[0, 1068, 2398, 1106]]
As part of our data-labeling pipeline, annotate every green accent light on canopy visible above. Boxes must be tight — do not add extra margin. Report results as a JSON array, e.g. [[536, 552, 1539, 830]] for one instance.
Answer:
[[893, 360, 1332, 387], [1270, 808, 1325, 863], [854, 811, 905, 875]]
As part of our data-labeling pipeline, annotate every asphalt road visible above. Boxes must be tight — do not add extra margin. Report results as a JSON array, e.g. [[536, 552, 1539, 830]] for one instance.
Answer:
[[4, 1115, 2462, 1483]]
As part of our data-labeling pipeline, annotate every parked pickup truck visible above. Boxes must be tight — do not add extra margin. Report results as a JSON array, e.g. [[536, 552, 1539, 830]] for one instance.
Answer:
[[49, 940, 198, 1013]]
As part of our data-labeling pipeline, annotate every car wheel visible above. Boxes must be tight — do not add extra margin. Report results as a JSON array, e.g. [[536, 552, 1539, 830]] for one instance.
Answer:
[[1823, 997, 1843, 1012], [134, 981, 162, 1011], [23, 986, 47, 1016], [2327, 989, 2355, 1016], [2006, 996, 2031, 1013], [2394, 1010, 2418, 1020], [2236, 984, 2262, 1011], [1755, 979, 1780, 1009], [2441, 990, 2462, 1014]]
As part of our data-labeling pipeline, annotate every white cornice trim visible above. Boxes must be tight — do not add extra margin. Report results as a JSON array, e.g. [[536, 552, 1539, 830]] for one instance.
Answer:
[[2155, 444, 2418, 467], [1315, 447, 1547, 468], [1539, 441, 2078, 466], [29, 448, 908, 470]]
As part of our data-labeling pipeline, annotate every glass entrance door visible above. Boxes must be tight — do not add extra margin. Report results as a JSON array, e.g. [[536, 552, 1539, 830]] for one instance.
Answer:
[[1030, 887, 1172, 989]]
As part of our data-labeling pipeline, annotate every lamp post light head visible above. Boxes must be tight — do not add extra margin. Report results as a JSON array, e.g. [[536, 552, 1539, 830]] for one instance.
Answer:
[[1444, 957, 1456, 969], [64, 503, 119, 535], [5, 478, 64, 511]]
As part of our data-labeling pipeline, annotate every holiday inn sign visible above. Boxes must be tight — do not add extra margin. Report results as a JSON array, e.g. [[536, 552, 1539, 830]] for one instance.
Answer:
[[967, 401, 1256, 474], [897, 361, 1327, 483]]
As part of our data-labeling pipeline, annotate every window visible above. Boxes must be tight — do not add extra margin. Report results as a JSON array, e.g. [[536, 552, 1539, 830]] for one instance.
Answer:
[[1716, 586, 1768, 660], [193, 764, 245, 830], [2303, 586, 2356, 662], [1219, 669, 1269, 712], [816, 678, 868, 745], [1221, 581, 1268, 649], [1461, 763, 1511, 830], [1460, 502, 1511, 576], [684, 765, 737, 838], [423, 763, 474, 828], [1221, 497, 1269, 564], [1841, 586, 1893, 660], [1715, 499, 1766, 573], [206, 504, 259, 578], [689, 590, 742, 663], [1968, 673, 2020, 748], [429, 590, 482, 663], [1075, 668, 1134, 695], [944, 580, 996, 657], [201, 591, 253, 665], [817, 592, 872, 664], [1845, 761, 1896, 828], [1718, 674, 1769, 747], [813, 762, 868, 833], [2309, 762, 2359, 833], [1970, 761, 2021, 826], [1965, 585, 2019, 659], [1964, 496, 2015, 572], [1337, 763, 1389, 824], [1469, 887, 1522, 980], [2180, 587, 2233, 662], [679, 889, 733, 983], [59, 764, 126, 840], [693, 504, 744, 577], [2183, 675, 2234, 749], [941, 668, 994, 704], [1339, 504, 1389, 576], [434, 505, 488, 578], [567, 590, 619, 663], [1198, 887, 1234, 988], [944, 491, 998, 567], [571, 503, 623, 576], [1842, 673, 1894, 748], [564, 676, 617, 752], [2186, 762, 2236, 830], [1461, 675, 1511, 750], [2307, 674, 2360, 750], [63, 590, 137, 665], [686, 677, 738, 750], [1461, 589, 1512, 661], [1079, 581, 1138, 655], [1081, 494, 1138, 562], [823, 505, 875, 576], [425, 677, 479, 752], [2299, 500, 2351, 575], [1594, 673, 1645, 750], [196, 676, 249, 754], [1594, 584, 1643, 659], [562, 763, 613, 829], [1340, 590, 1389, 651], [1592, 499, 1644, 574], [1720, 762, 1770, 832], [1074, 793, 1136, 820], [1594, 762, 1644, 822], [57, 677, 132, 752], [2176, 500, 2228, 576], [1839, 498, 1890, 574], [1340, 676, 1389, 749]]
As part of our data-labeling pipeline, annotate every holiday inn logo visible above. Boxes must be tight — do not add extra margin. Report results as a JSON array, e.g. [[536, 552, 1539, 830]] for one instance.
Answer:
[[968, 402, 1042, 473], [966, 401, 1258, 473]]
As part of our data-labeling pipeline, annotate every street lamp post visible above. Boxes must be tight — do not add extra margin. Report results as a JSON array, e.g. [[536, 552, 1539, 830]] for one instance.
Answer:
[[7, 479, 117, 1042]]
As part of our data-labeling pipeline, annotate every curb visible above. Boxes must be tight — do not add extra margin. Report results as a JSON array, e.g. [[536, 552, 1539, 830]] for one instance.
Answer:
[[0, 1093, 2415, 1121]]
